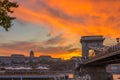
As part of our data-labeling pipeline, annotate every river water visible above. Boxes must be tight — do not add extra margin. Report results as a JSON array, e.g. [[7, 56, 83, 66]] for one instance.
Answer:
[[113, 74, 120, 80]]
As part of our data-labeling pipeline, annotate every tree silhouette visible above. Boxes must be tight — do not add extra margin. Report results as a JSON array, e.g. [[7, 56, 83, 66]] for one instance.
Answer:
[[0, 0, 18, 31]]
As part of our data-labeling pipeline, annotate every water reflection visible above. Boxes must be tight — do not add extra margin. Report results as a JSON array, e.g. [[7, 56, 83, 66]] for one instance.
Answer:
[[113, 74, 120, 80]]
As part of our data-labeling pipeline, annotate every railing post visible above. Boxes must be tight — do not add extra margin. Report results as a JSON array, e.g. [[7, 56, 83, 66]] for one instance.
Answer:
[[53, 76, 57, 80], [20, 76, 23, 80]]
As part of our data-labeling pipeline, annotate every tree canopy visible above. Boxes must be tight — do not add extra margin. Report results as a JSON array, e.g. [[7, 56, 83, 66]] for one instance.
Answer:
[[0, 0, 18, 31]]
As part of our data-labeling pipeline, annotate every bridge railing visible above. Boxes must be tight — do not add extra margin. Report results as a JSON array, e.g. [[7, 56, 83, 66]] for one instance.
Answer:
[[84, 44, 120, 62], [0, 70, 73, 76]]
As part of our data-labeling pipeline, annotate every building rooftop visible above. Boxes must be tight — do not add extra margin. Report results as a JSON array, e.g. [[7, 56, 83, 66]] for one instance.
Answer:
[[11, 54, 25, 57]]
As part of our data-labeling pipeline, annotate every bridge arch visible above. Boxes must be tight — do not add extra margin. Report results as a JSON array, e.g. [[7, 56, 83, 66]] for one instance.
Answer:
[[80, 36, 105, 59], [88, 49, 95, 57]]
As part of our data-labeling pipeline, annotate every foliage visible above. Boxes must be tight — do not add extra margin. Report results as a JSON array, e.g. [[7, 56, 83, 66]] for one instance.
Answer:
[[0, 0, 18, 31]]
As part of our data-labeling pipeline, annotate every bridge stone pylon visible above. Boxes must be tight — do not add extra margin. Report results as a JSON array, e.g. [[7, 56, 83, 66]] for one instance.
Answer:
[[75, 35, 114, 80], [80, 35, 105, 58]]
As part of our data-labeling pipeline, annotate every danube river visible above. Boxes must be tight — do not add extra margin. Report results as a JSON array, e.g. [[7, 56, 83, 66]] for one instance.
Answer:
[[113, 74, 120, 80]]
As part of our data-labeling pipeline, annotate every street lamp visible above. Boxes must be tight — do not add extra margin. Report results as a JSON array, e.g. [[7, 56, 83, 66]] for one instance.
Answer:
[[116, 38, 120, 44]]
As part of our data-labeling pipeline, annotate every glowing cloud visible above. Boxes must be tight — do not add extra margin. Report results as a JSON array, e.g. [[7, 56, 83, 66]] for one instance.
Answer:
[[0, 0, 120, 59]]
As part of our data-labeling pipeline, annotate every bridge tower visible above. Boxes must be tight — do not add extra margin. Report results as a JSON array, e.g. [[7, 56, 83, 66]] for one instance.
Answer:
[[75, 35, 113, 80], [80, 35, 105, 58]]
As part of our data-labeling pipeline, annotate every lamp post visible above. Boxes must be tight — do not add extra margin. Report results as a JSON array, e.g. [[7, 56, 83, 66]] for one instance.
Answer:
[[116, 38, 120, 44]]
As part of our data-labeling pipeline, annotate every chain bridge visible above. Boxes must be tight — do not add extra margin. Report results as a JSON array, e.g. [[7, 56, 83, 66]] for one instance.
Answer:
[[75, 36, 120, 80]]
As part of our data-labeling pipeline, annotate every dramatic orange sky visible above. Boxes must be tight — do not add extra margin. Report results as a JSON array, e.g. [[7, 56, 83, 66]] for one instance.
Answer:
[[0, 0, 120, 59]]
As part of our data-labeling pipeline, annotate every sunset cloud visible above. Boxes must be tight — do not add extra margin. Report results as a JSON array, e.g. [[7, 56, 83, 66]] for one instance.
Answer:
[[12, 0, 120, 36], [0, 33, 81, 59], [0, 0, 120, 59]]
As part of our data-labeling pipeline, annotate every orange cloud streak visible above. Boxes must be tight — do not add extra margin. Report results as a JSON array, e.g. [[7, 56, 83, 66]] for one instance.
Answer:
[[2, 0, 120, 59], [13, 0, 120, 36]]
